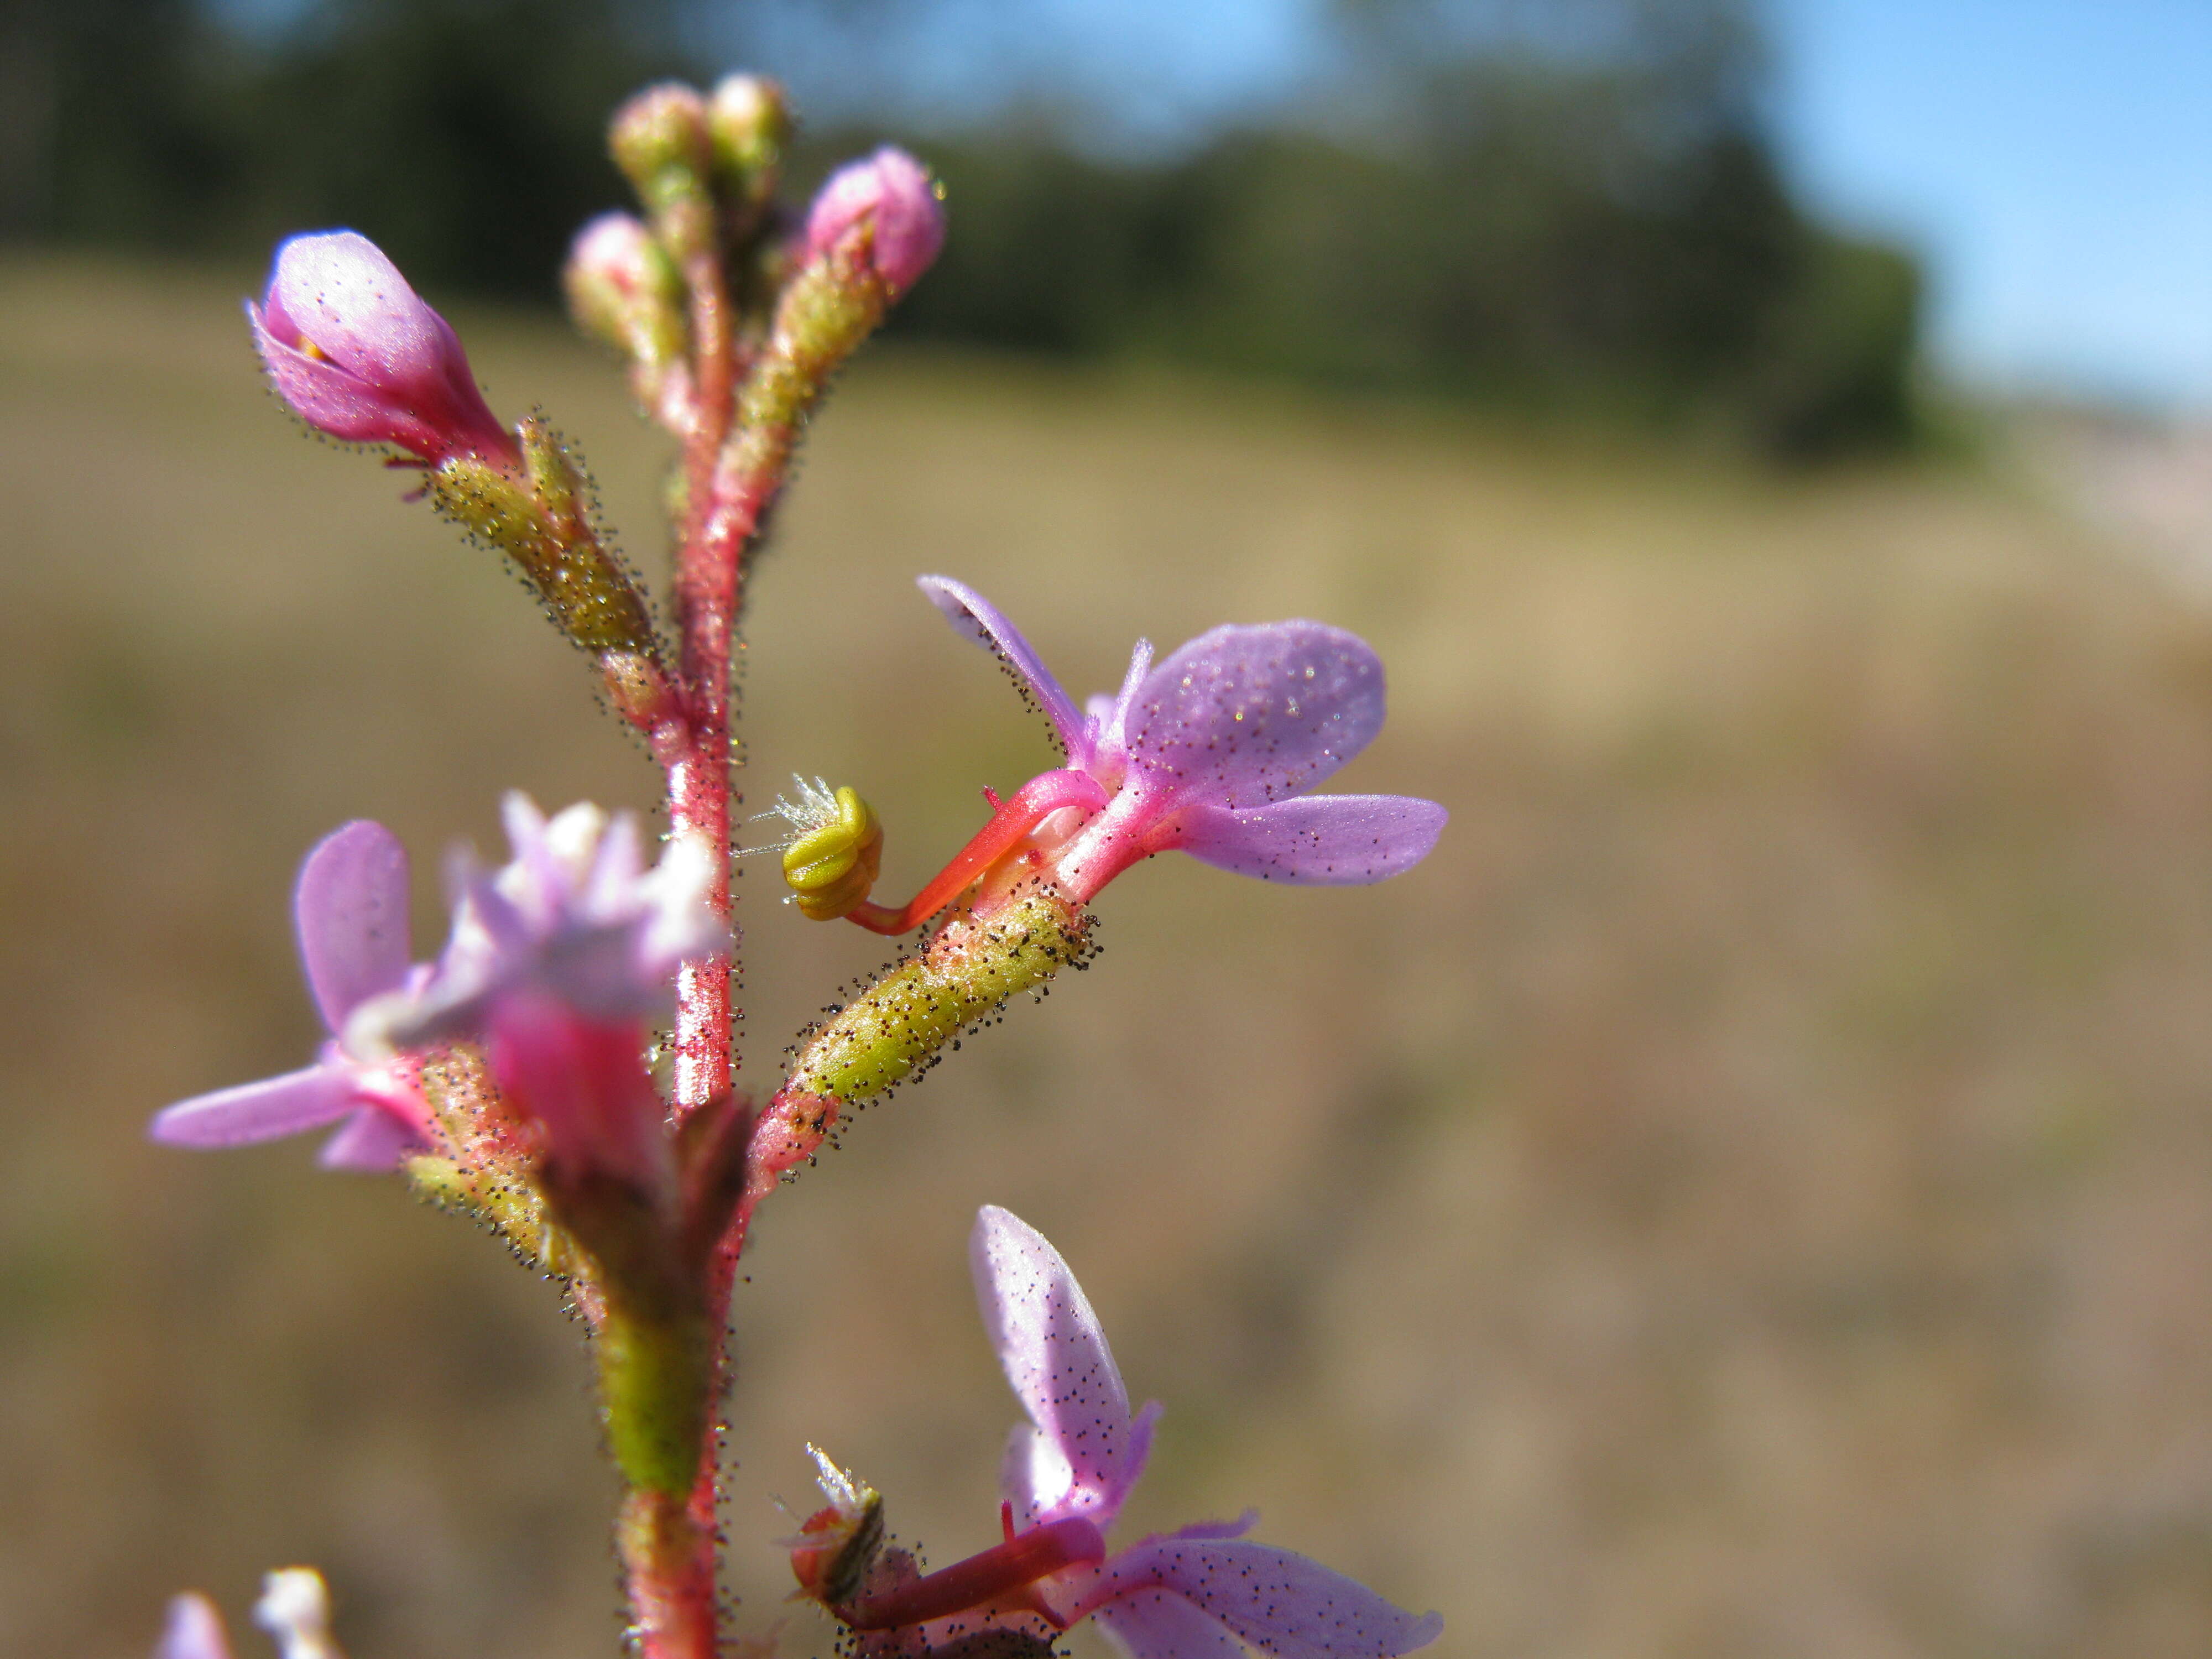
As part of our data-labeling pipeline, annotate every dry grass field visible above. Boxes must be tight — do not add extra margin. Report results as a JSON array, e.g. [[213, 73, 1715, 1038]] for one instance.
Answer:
[[6, 253, 2212, 1659]]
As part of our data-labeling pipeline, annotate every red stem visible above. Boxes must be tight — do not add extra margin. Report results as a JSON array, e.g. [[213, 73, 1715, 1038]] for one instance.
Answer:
[[667, 251, 742, 1130], [627, 238, 750, 1659], [844, 769, 1109, 936], [841, 1516, 1107, 1631]]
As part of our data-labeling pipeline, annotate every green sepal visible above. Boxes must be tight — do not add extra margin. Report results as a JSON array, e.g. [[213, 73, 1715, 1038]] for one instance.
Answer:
[[787, 884, 1093, 1104], [429, 421, 663, 658]]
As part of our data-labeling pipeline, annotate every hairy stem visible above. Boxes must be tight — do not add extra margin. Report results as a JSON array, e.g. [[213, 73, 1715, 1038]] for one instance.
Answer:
[[619, 1487, 721, 1659]]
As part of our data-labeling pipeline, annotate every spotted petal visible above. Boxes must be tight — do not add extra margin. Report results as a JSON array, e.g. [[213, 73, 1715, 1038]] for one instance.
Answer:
[[1170, 795, 1446, 884], [149, 1065, 358, 1149], [1089, 1535, 1443, 1659], [920, 576, 1090, 762], [1092, 1589, 1249, 1659], [1121, 623, 1385, 811], [973, 1206, 1142, 1527], [295, 819, 413, 1031]]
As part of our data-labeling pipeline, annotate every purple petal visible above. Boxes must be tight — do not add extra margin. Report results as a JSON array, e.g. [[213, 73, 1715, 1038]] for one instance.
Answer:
[[1093, 1589, 1249, 1659], [317, 1106, 426, 1171], [295, 819, 413, 1030], [1169, 795, 1446, 884], [972, 1206, 1140, 1527], [919, 577, 1089, 761], [154, 1593, 234, 1659], [1093, 1537, 1442, 1659], [1123, 623, 1386, 811], [150, 1064, 358, 1148]]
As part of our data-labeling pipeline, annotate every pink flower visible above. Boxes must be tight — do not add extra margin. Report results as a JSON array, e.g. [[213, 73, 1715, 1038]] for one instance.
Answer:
[[802, 148, 946, 294], [364, 794, 724, 1047], [837, 581, 1446, 933], [248, 230, 519, 468], [347, 795, 724, 1191], [819, 1207, 1443, 1658], [149, 820, 436, 1171]]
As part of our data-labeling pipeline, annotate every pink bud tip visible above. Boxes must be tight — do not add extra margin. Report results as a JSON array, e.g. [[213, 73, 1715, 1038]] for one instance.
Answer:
[[248, 229, 519, 468], [570, 213, 661, 297], [802, 147, 946, 294]]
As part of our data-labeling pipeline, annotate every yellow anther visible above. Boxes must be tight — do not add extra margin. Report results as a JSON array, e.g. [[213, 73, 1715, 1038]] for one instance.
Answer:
[[781, 786, 883, 921]]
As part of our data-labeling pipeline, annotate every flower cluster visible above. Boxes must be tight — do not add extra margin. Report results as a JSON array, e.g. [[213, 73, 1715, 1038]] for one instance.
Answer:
[[145, 65, 1445, 1659]]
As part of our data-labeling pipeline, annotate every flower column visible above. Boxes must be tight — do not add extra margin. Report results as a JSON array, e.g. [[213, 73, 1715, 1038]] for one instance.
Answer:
[[585, 86, 947, 1659]]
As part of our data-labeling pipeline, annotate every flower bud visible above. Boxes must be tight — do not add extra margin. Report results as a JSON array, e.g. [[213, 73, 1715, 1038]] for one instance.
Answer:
[[610, 82, 712, 199], [609, 82, 716, 259], [708, 74, 790, 212], [566, 213, 687, 369], [248, 230, 517, 469], [801, 147, 946, 296]]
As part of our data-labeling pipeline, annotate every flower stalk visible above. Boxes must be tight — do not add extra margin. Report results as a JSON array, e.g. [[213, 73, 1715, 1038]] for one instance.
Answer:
[[154, 60, 1443, 1659]]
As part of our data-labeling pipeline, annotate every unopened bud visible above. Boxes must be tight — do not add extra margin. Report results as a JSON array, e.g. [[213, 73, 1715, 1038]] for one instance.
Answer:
[[565, 213, 687, 369], [247, 230, 518, 470], [609, 82, 714, 257], [801, 147, 946, 296], [709, 74, 790, 213]]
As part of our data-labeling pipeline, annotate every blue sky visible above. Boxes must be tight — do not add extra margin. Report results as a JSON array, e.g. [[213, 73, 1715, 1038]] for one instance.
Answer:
[[740, 0, 2210, 411], [1768, 0, 2211, 410]]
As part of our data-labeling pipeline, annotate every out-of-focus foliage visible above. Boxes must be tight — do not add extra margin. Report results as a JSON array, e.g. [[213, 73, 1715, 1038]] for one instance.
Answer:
[[0, 0, 1921, 455], [0, 0, 677, 296]]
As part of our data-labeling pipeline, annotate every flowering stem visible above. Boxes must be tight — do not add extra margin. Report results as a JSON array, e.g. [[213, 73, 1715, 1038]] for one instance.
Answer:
[[666, 215, 743, 1124], [619, 217, 744, 1659]]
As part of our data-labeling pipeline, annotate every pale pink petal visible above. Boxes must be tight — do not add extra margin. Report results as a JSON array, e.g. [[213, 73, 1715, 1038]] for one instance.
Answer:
[[268, 231, 441, 377], [295, 820, 413, 1030], [1123, 623, 1385, 810], [972, 1206, 1140, 1527], [1093, 1588, 1248, 1659], [919, 577, 1089, 761], [1086, 1536, 1443, 1659], [249, 305, 443, 452], [316, 1107, 425, 1171], [154, 1593, 234, 1659], [1167, 796, 1446, 884], [254, 231, 513, 464], [150, 1065, 358, 1149]]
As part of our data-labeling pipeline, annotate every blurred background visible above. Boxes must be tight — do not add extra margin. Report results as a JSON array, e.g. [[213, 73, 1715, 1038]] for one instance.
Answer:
[[3, 0, 2211, 1655]]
